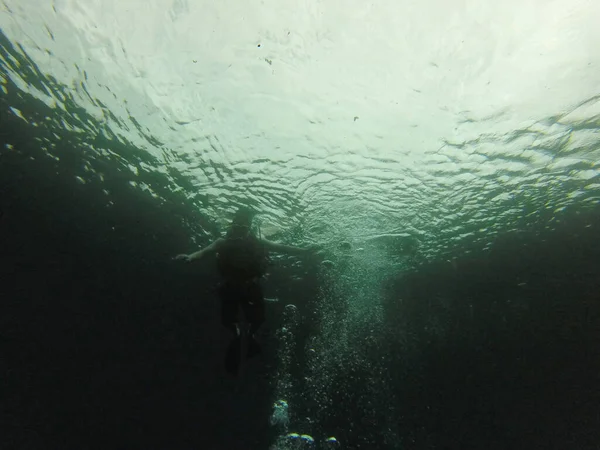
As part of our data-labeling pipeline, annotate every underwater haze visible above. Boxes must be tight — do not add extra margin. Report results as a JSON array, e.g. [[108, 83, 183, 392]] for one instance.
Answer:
[[1, 0, 600, 449]]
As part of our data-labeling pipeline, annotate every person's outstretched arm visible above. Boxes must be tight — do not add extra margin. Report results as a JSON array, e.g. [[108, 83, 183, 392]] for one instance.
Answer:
[[175, 238, 224, 262], [261, 239, 318, 256]]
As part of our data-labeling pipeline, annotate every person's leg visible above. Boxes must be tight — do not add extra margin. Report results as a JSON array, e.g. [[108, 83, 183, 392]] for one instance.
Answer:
[[242, 282, 265, 357], [219, 282, 240, 335], [218, 283, 242, 374]]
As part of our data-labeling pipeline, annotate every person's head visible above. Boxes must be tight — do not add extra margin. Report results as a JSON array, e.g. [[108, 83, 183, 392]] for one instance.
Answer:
[[229, 206, 256, 236]]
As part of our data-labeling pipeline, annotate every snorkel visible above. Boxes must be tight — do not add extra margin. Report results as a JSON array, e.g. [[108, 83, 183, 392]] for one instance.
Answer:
[[256, 216, 262, 241]]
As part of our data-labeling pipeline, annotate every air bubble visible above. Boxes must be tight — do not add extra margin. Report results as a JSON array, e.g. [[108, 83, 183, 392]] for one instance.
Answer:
[[324, 436, 341, 448], [270, 400, 289, 427], [300, 434, 315, 446]]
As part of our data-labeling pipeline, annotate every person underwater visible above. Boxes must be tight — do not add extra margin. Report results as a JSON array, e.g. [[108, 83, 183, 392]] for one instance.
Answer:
[[175, 206, 318, 375]]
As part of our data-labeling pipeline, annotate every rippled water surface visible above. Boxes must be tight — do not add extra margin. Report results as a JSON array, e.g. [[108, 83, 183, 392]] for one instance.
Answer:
[[3, 2, 600, 449], [1, 0, 599, 259]]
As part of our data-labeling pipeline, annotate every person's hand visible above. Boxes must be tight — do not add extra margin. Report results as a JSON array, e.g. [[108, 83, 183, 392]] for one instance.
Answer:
[[174, 254, 192, 262], [307, 244, 325, 257]]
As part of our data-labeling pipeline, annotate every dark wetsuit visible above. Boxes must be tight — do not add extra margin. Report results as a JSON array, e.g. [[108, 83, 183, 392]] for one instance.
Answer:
[[216, 232, 268, 331], [218, 280, 265, 329]]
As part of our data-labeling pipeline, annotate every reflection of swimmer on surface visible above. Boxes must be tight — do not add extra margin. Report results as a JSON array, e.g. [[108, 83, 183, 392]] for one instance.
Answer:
[[175, 206, 319, 375]]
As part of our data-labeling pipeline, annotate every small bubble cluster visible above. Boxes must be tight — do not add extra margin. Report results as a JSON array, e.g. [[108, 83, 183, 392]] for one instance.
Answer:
[[270, 400, 289, 427], [271, 431, 340, 449]]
